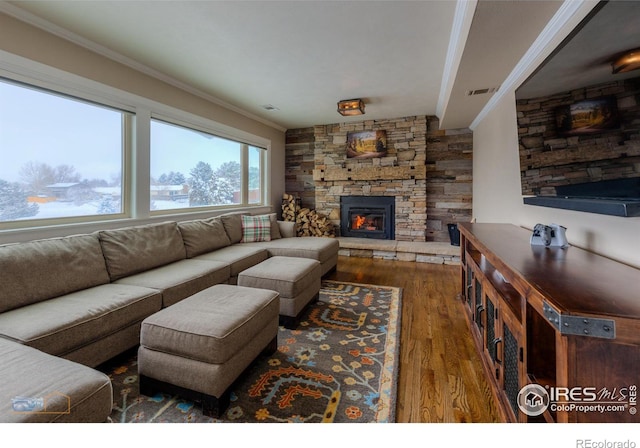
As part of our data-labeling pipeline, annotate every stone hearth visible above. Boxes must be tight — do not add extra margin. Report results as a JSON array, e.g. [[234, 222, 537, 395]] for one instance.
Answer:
[[337, 238, 460, 265]]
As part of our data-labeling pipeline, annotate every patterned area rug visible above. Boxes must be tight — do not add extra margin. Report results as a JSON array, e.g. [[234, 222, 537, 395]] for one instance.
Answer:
[[100, 280, 402, 423]]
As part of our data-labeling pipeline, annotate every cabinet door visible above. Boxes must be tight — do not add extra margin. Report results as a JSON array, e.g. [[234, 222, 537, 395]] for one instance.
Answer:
[[464, 261, 484, 341], [464, 264, 473, 311], [499, 309, 526, 422], [473, 273, 484, 335], [484, 290, 498, 374], [461, 262, 474, 319], [484, 282, 526, 422]]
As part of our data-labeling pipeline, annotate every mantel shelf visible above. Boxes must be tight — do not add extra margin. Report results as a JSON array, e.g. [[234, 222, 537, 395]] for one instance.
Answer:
[[312, 164, 426, 182]]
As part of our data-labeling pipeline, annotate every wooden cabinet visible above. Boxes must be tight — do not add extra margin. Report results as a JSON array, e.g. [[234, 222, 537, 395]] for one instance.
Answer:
[[458, 223, 640, 423]]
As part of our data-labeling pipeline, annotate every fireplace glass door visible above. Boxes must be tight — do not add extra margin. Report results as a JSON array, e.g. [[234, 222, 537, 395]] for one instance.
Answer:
[[349, 209, 385, 235], [340, 196, 395, 239]]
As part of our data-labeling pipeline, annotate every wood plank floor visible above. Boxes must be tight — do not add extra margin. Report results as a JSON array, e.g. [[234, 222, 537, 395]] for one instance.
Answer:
[[325, 255, 501, 423]]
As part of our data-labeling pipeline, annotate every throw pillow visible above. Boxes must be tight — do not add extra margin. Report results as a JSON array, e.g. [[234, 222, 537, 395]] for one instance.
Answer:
[[241, 214, 272, 243], [267, 213, 281, 240]]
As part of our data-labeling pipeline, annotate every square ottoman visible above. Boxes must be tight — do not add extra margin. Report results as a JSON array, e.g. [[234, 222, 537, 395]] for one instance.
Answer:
[[237, 256, 321, 329], [137, 284, 279, 418]]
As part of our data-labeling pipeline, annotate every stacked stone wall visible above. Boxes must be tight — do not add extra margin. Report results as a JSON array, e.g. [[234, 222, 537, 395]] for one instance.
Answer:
[[285, 115, 472, 242]]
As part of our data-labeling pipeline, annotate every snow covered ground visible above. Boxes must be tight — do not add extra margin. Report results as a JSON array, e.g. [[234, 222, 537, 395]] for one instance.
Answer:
[[152, 199, 190, 211], [13, 197, 233, 222], [19, 200, 104, 220], [19, 198, 194, 220]]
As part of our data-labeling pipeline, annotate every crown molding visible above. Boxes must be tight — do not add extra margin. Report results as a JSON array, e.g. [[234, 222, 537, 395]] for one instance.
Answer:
[[0, 2, 287, 133]]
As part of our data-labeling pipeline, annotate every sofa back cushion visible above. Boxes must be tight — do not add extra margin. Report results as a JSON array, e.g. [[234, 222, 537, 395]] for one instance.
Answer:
[[261, 213, 281, 240], [98, 222, 186, 281], [178, 217, 231, 258], [0, 234, 110, 313], [220, 212, 245, 244]]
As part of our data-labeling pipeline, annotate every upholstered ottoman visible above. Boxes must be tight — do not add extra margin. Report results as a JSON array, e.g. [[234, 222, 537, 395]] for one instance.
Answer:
[[237, 256, 321, 328], [137, 284, 279, 417]]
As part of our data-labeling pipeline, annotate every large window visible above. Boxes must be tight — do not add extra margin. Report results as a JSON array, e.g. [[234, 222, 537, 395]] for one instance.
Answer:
[[0, 69, 269, 231], [0, 79, 127, 223], [150, 119, 264, 211]]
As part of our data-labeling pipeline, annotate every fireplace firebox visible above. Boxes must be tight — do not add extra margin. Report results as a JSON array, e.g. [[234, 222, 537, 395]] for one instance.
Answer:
[[340, 196, 395, 239]]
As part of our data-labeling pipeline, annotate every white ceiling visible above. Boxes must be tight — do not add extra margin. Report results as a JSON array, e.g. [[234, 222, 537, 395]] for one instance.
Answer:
[[0, 0, 599, 131]]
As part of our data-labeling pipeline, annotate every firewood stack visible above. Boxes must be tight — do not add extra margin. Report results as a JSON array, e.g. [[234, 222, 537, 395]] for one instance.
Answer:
[[281, 193, 300, 222], [281, 193, 335, 238]]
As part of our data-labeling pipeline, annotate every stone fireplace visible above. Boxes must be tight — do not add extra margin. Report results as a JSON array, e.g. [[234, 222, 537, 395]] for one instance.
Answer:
[[340, 196, 395, 240], [284, 115, 473, 242]]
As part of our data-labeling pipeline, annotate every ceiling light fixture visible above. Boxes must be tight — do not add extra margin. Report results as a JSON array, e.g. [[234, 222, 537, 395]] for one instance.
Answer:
[[612, 48, 640, 74], [337, 99, 365, 116]]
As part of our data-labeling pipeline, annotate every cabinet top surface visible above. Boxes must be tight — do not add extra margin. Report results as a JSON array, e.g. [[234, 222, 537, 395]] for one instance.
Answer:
[[459, 223, 640, 319]]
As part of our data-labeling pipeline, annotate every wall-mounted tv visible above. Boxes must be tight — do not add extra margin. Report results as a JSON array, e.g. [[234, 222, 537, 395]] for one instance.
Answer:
[[555, 96, 620, 136]]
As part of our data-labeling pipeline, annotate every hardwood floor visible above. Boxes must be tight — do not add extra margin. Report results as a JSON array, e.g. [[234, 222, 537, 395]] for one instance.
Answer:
[[326, 255, 501, 423]]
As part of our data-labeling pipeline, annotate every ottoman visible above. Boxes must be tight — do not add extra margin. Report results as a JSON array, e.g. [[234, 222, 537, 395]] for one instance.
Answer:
[[137, 284, 279, 418], [237, 256, 321, 329]]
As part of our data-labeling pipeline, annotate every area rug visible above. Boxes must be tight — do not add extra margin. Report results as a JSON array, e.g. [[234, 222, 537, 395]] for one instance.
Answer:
[[100, 280, 402, 423]]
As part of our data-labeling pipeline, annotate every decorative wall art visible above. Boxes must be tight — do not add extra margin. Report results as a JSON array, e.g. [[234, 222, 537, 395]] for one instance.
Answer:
[[346, 130, 387, 159], [555, 96, 620, 136]]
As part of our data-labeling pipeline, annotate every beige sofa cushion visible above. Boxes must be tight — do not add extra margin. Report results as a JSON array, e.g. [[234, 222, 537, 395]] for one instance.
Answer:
[[0, 234, 110, 313], [114, 259, 230, 308], [219, 212, 245, 244], [237, 256, 321, 298], [269, 213, 282, 239], [249, 236, 339, 264], [99, 221, 186, 281], [140, 284, 279, 365], [0, 339, 112, 423], [178, 217, 231, 258], [0, 284, 162, 357], [194, 245, 269, 278]]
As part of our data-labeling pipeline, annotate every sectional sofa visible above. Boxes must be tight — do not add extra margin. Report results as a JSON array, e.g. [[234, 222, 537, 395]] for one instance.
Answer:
[[0, 211, 339, 422]]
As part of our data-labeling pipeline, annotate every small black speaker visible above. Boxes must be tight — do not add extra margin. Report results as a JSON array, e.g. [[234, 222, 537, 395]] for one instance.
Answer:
[[447, 223, 460, 246]]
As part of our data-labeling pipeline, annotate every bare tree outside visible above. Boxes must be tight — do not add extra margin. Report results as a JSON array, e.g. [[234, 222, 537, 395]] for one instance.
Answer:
[[19, 161, 55, 195]]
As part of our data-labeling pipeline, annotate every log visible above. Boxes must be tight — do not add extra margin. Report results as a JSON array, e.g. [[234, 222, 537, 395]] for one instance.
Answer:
[[282, 192, 335, 237]]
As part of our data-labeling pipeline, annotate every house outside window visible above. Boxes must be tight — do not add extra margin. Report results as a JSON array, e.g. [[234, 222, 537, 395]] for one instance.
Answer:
[[0, 79, 127, 224]]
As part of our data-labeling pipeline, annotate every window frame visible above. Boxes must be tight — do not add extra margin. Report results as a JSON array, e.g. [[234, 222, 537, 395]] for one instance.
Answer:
[[148, 116, 267, 216], [0, 51, 271, 235], [247, 144, 266, 205], [0, 77, 133, 228]]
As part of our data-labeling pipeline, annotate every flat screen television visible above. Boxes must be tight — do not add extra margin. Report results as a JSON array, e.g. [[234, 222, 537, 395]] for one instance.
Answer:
[[524, 177, 640, 217], [555, 96, 620, 136]]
